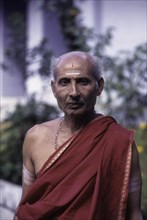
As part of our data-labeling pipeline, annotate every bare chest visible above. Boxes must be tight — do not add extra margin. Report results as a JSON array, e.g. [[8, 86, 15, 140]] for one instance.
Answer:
[[32, 140, 55, 175], [31, 130, 72, 175]]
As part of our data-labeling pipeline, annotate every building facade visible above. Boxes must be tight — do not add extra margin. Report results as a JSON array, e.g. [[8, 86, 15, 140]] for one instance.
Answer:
[[0, 0, 146, 119]]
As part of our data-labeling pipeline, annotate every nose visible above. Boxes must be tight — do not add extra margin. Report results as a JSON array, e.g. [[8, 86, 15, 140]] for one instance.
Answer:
[[69, 82, 80, 98]]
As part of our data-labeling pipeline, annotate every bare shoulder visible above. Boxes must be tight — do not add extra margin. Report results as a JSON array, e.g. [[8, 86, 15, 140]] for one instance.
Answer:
[[23, 118, 60, 154], [26, 118, 60, 138], [22, 118, 61, 174], [41, 118, 60, 130]]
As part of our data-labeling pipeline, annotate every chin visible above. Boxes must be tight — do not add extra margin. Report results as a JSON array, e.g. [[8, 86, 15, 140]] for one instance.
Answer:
[[65, 108, 91, 117]]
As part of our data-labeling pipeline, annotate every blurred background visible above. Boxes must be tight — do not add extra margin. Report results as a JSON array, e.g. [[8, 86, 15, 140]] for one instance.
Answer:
[[0, 0, 146, 219]]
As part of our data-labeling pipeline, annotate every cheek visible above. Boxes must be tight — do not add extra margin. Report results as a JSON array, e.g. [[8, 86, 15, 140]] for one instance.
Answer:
[[82, 86, 97, 98], [55, 94, 65, 103], [54, 89, 67, 106], [83, 89, 97, 105], [53, 86, 66, 99]]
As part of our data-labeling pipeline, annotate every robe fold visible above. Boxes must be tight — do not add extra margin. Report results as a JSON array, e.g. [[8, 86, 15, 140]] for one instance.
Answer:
[[16, 116, 134, 220]]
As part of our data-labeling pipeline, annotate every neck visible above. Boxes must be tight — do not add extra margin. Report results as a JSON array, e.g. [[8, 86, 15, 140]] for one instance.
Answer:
[[63, 111, 97, 133]]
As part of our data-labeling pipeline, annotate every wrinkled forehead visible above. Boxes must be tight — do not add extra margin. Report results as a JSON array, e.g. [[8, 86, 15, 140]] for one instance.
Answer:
[[55, 54, 93, 76]]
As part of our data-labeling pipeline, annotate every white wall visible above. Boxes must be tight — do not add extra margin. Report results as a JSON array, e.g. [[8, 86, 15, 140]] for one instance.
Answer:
[[0, 0, 26, 120], [76, 0, 146, 54], [29, 0, 147, 106], [101, 0, 146, 54], [1, 0, 146, 115], [0, 179, 22, 220]]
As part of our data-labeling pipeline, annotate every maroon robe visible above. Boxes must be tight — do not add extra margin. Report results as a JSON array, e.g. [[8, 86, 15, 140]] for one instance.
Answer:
[[16, 116, 134, 220]]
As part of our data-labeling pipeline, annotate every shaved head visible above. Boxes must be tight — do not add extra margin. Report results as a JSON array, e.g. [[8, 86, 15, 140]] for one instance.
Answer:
[[50, 51, 102, 80]]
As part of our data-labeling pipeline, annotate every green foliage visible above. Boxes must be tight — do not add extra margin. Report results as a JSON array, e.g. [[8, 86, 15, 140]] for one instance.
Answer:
[[3, 12, 27, 80], [93, 27, 114, 57], [0, 97, 59, 184], [28, 39, 52, 78], [44, 0, 91, 51], [135, 123, 147, 214], [96, 42, 147, 127], [3, 12, 52, 82]]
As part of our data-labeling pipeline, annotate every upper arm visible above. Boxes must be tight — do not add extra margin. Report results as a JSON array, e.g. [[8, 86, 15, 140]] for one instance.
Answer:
[[21, 127, 38, 199], [126, 142, 142, 220], [14, 128, 37, 218]]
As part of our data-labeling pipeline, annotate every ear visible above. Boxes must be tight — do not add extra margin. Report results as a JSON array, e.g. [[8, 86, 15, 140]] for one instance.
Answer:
[[97, 77, 104, 96], [51, 80, 57, 98]]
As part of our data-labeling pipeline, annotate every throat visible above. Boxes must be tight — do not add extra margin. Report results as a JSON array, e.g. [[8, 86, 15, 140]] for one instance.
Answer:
[[54, 112, 98, 150], [64, 111, 98, 132]]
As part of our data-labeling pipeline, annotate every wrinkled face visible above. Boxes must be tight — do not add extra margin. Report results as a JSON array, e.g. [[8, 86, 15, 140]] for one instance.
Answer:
[[51, 53, 103, 117]]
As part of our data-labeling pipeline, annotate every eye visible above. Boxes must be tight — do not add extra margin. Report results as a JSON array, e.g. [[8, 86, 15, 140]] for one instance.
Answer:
[[58, 78, 70, 86], [78, 78, 90, 85]]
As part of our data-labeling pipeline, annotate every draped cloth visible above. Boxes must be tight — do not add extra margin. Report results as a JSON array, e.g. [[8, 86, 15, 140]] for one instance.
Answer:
[[16, 116, 134, 220]]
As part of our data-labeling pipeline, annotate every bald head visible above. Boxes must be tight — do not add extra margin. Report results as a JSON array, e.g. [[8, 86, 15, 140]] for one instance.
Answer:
[[50, 51, 102, 80]]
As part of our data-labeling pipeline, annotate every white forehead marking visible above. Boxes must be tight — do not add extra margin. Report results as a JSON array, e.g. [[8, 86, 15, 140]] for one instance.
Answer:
[[65, 69, 81, 75]]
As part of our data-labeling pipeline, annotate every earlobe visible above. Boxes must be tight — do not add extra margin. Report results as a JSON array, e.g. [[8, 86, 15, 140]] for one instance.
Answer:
[[97, 89, 102, 96], [97, 90, 101, 96]]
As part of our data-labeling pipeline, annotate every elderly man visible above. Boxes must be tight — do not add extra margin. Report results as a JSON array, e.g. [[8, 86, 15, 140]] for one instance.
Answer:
[[14, 51, 142, 220]]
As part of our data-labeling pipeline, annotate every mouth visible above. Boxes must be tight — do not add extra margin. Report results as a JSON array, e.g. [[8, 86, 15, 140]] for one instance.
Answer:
[[67, 102, 84, 109]]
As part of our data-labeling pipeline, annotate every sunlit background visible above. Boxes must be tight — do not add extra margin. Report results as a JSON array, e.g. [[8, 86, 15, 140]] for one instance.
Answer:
[[0, 0, 146, 219]]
